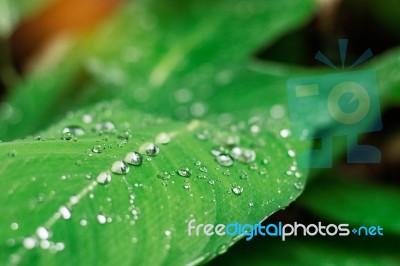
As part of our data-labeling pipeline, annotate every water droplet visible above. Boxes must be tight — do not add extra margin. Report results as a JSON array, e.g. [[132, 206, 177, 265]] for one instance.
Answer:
[[184, 182, 191, 189], [124, 152, 143, 166], [194, 160, 202, 166], [40, 240, 50, 250], [165, 230, 172, 237], [175, 89, 192, 103], [94, 121, 115, 132], [10, 222, 18, 231], [280, 129, 291, 138], [96, 172, 112, 185], [80, 219, 88, 226], [82, 114, 93, 124], [223, 169, 231, 176], [288, 150, 296, 158], [250, 125, 261, 134], [230, 147, 256, 163], [156, 132, 171, 144], [75, 160, 82, 166], [8, 149, 17, 157], [197, 174, 207, 179], [262, 158, 270, 165], [141, 143, 159, 156], [285, 170, 293, 176], [211, 146, 227, 157], [239, 170, 249, 179], [199, 166, 208, 173], [157, 171, 171, 180], [196, 129, 210, 140], [295, 172, 302, 178], [177, 167, 192, 177], [92, 145, 102, 154], [294, 182, 304, 190], [62, 126, 85, 136], [111, 161, 129, 174], [208, 180, 215, 185], [36, 227, 50, 240], [59, 206, 72, 220], [23, 237, 36, 250], [231, 185, 244, 195], [97, 214, 107, 224], [248, 201, 254, 207], [216, 154, 233, 167]]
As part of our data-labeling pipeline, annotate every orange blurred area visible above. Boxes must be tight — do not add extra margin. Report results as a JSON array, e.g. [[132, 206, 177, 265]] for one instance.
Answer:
[[11, 0, 122, 72]]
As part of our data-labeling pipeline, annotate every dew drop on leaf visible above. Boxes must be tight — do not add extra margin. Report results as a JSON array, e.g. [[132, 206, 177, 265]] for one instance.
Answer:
[[23, 237, 36, 250], [97, 214, 107, 224], [216, 154, 233, 167], [59, 206, 72, 220], [124, 152, 143, 166], [157, 171, 171, 180], [111, 161, 129, 174], [231, 185, 244, 195], [36, 227, 50, 240], [96, 172, 112, 185], [62, 125, 85, 136], [177, 167, 192, 177], [156, 132, 171, 144], [141, 143, 159, 156]]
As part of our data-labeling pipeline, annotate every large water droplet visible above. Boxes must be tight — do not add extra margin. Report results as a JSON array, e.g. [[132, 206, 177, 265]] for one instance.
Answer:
[[111, 161, 129, 174], [96, 172, 112, 185], [124, 152, 143, 166], [216, 154, 233, 167], [141, 143, 159, 156], [156, 133, 171, 144]]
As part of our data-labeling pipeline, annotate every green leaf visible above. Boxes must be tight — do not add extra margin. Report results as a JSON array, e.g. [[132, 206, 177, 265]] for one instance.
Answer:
[[0, 101, 309, 265], [0, 0, 316, 140], [299, 176, 400, 234]]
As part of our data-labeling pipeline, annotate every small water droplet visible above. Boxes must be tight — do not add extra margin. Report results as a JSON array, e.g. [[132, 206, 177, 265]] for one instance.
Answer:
[[210, 146, 227, 157], [196, 129, 210, 140], [80, 219, 88, 226], [223, 169, 231, 176], [239, 169, 249, 179], [124, 152, 143, 166], [280, 129, 291, 138], [111, 161, 129, 174], [92, 145, 102, 153], [165, 230, 172, 237], [96, 172, 112, 185], [231, 185, 244, 195], [295, 172, 302, 178], [216, 154, 233, 167], [82, 114, 93, 124], [8, 149, 17, 157], [23, 237, 36, 250], [208, 180, 215, 185], [10, 223, 18, 231], [250, 125, 261, 134], [248, 201, 254, 207], [59, 206, 72, 220], [294, 182, 304, 190], [62, 126, 85, 136], [177, 167, 192, 177], [288, 150, 296, 158], [36, 227, 50, 240], [94, 121, 115, 132], [194, 160, 202, 166], [157, 171, 171, 180], [199, 166, 208, 173], [97, 214, 107, 224], [184, 182, 191, 189], [230, 147, 256, 163]]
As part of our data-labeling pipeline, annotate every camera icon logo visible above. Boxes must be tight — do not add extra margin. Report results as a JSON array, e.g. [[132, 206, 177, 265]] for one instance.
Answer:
[[287, 39, 382, 168]]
